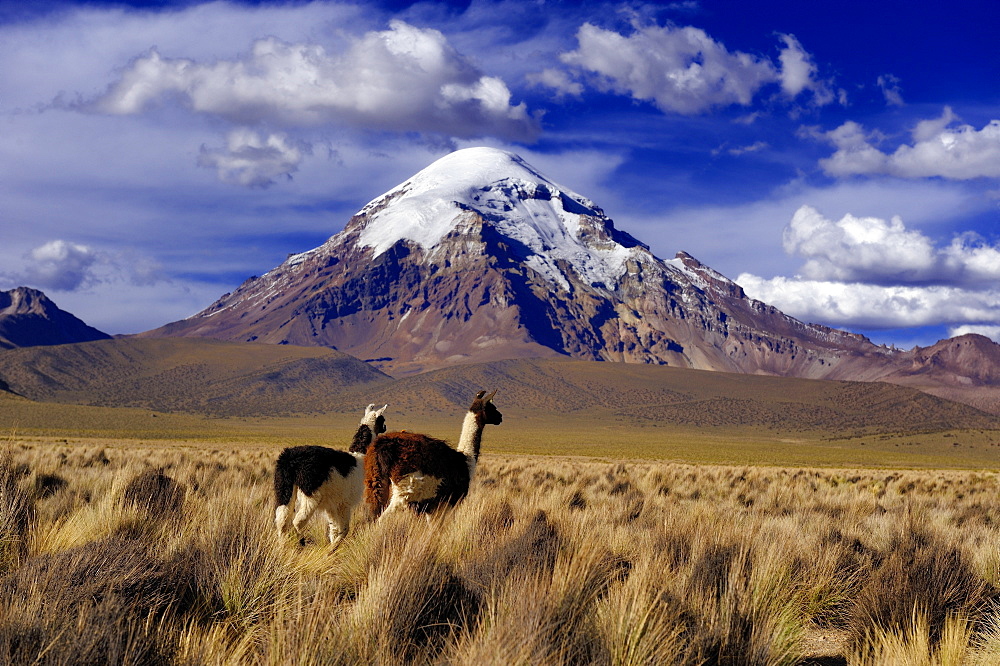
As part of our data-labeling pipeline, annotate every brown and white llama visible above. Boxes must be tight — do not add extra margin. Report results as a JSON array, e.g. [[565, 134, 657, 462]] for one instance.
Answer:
[[273, 403, 387, 547], [364, 390, 501, 518]]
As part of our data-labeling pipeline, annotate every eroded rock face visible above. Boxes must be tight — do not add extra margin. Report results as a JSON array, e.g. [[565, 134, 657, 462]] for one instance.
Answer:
[[141, 148, 965, 383]]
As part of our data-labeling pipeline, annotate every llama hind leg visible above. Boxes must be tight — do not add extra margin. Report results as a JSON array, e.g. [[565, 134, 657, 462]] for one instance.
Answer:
[[291, 491, 318, 544], [378, 482, 410, 520], [275, 503, 292, 536], [378, 474, 444, 520]]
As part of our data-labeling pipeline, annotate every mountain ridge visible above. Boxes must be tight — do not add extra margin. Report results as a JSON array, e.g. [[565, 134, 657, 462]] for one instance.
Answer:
[[0, 337, 389, 416]]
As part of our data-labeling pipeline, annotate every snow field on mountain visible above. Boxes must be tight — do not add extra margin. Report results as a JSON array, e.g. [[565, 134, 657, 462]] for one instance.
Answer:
[[356, 147, 636, 290]]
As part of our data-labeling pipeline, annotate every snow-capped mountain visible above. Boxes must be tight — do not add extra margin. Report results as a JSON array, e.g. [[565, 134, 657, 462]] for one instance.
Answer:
[[141, 148, 988, 385], [0, 287, 110, 350]]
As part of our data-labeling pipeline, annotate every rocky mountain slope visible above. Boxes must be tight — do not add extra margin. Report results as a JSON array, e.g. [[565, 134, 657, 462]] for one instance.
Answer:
[[0, 287, 110, 350], [143, 147, 895, 376]]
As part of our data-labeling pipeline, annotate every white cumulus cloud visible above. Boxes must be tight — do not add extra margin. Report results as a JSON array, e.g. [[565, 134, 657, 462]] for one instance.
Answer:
[[819, 107, 1000, 180], [550, 23, 830, 114], [782, 205, 1000, 286], [783, 205, 937, 283], [6, 240, 169, 294], [950, 324, 1000, 341], [777, 33, 833, 104], [90, 20, 538, 141], [198, 129, 307, 188], [23, 240, 100, 292], [526, 67, 584, 97], [557, 22, 776, 114]]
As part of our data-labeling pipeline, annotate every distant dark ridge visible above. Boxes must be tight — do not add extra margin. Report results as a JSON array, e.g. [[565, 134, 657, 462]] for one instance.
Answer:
[[0, 287, 110, 349]]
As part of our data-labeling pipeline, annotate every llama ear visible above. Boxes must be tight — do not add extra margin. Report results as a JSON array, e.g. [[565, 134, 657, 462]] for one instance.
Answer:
[[474, 390, 487, 400], [485, 389, 497, 402], [365, 403, 377, 414], [377, 404, 388, 416]]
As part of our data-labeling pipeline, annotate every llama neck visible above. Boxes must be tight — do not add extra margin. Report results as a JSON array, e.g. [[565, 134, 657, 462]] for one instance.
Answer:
[[457, 410, 483, 476], [349, 424, 372, 454]]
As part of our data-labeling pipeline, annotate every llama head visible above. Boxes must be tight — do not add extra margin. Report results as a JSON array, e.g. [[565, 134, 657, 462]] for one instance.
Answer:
[[351, 403, 388, 453], [364, 403, 389, 436], [471, 389, 502, 426]]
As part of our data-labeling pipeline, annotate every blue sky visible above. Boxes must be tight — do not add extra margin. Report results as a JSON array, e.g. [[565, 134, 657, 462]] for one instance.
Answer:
[[1, 0, 999, 350]]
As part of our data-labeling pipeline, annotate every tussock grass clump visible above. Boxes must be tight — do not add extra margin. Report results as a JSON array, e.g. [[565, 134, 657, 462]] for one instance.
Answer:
[[121, 468, 186, 515], [849, 528, 997, 655], [0, 450, 33, 576], [32, 472, 67, 499], [352, 533, 481, 663], [0, 535, 189, 665]]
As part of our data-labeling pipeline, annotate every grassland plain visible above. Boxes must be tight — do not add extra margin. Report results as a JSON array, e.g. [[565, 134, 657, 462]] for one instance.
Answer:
[[4, 437, 1000, 665], [5, 346, 1000, 663], [6, 390, 1000, 469]]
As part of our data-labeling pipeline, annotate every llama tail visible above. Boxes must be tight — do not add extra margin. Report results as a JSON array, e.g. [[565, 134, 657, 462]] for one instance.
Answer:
[[273, 450, 296, 533], [364, 441, 392, 518]]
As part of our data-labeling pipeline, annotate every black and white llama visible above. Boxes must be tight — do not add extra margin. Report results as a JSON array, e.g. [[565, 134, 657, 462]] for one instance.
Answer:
[[364, 390, 501, 518], [273, 403, 387, 547]]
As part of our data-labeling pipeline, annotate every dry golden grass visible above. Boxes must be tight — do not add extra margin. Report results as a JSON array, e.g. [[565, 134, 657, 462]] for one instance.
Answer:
[[3, 438, 1000, 665]]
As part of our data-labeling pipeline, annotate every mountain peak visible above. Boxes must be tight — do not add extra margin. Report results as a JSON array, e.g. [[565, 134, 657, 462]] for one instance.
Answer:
[[0, 286, 51, 317], [0, 286, 110, 350]]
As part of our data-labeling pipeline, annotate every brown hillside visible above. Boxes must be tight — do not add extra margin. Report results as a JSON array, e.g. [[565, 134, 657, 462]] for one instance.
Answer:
[[0, 337, 390, 416], [331, 358, 1000, 438], [0, 340, 995, 440]]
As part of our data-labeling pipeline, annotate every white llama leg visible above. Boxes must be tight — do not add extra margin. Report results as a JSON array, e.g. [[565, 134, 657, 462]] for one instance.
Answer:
[[327, 508, 351, 548], [291, 490, 318, 539], [275, 504, 292, 535], [379, 482, 409, 519], [378, 474, 443, 520]]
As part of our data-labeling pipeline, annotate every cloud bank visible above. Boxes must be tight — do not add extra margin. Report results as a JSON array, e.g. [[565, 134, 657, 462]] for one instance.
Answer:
[[739, 205, 1000, 335], [91, 20, 538, 141], [738, 274, 1000, 331]]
